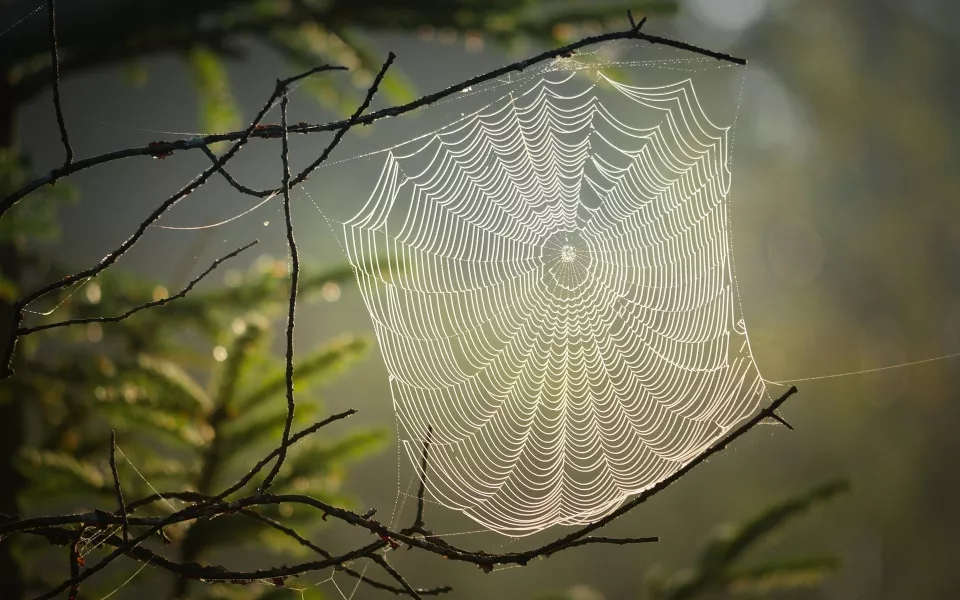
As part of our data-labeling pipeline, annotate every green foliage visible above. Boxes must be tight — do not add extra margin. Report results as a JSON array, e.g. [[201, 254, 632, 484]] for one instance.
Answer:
[[535, 480, 847, 600], [646, 480, 848, 600], [0, 149, 75, 250], [2, 1, 677, 129], [1, 2, 683, 597], [9, 253, 387, 598]]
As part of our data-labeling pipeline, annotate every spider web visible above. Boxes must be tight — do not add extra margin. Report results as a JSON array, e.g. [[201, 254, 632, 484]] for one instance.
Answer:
[[335, 47, 768, 535]]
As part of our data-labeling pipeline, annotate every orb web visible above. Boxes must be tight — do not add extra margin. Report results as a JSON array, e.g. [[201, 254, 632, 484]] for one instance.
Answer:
[[341, 56, 767, 535]]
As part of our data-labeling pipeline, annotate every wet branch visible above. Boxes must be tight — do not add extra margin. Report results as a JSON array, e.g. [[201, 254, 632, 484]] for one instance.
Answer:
[[0, 14, 787, 600], [0, 22, 745, 220]]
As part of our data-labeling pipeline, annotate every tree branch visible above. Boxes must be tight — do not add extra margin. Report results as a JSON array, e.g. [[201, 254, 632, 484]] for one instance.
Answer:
[[46, 0, 72, 167], [201, 146, 273, 198], [259, 86, 298, 492], [261, 51, 395, 490], [1, 389, 797, 572], [2, 387, 797, 599], [0, 16, 794, 600], [0, 63, 344, 378], [371, 554, 424, 600], [108, 431, 128, 542], [405, 425, 432, 535], [14, 240, 257, 336], [0, 23, 744, 220]]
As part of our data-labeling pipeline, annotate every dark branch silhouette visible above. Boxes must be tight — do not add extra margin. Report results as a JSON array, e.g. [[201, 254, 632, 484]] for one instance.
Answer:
[[13, 240, 257, 336], [46, 0, 72, 167], [0, 23, 745, 220], [0, 63, 342, 377], [262, 51, 396, 491], [0, 14, 799, 600], [107, 431, 128, 542], [1, 387, 796, 599], [260, 86, 298, 492]]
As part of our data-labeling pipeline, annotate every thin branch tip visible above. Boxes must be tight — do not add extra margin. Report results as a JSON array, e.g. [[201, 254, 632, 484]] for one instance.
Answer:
[[109, 431, 129, 541], [47, 0, 73, 166]]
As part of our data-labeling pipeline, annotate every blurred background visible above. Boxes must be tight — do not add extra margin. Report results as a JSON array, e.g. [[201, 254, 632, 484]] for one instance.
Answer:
[[2, 0, 959, 599]]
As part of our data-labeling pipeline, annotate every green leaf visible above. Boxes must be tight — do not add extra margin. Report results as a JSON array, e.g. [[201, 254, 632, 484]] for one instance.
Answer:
[[279, 428, 387, 485], [135, 354, 212, 414], [661, 479, 849, 600], [724, 556, 841, 595], [697, 479, 849, 575], [19, 449, 107, 491], [100, 401, 212, 450], [236, 334, 370, 411], [336, 28, 417, 105], [219, 401, 319, 462]]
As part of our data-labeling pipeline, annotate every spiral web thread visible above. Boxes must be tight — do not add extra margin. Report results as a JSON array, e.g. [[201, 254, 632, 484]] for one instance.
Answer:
[[341, 58, 767, 535]]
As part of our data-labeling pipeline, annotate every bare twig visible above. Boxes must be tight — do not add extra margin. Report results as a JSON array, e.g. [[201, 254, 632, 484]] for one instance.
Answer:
[[371, 554, 424, 600], [556, 536, 659, 550], [3, 389, 797, 568], [46, 0, 72, 166], [24, 522, 442, 596], [67, 528, 81, 600], [289, 51, 396, 188], [0, 64, 343, 378], [15, 240, 257, 336], [0, 25, 745, 220], [23, 493, 382, 600], [517, 387, 801, 559], [279, 64, 344, 88], [201, 146, 273, 197], [218, 409, 357, 501], [261, 52, 395, 490], [260, 87, 298, 492], [3, 386, 797, 600], [241, 509, 450, 596], [768, 411, 795, 431], [627, 9, 648, 33], [0, 16, 797, 600], [108, 431, 128, 542], [34, 535, 387, 599], [1, 409, 358, 600], [407, 425, 433, 534], [1, 411, 359, 537]]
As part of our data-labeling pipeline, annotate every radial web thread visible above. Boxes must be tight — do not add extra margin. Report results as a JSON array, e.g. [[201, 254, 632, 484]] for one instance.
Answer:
[[342, 64, 767, 535]]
